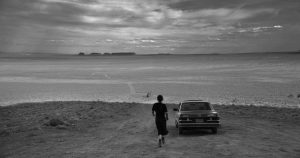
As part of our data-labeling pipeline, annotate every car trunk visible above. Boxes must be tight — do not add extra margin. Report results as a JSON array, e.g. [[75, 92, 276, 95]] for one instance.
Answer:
[[179, 110, 219, 123]]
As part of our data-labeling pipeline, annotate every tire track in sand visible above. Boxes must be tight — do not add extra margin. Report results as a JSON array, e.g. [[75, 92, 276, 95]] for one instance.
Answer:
[[127, 82, 136, 95]]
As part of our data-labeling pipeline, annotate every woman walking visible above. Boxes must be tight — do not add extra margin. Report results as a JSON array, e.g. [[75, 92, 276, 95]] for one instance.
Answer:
[[152, 95, 168, 147]]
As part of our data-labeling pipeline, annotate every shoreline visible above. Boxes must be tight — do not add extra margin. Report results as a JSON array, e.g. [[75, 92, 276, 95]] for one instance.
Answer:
[[2, 100, 300, 108], [1, 101, 300, 157]]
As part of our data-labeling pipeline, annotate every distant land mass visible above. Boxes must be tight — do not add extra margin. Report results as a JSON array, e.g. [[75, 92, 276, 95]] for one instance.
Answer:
[[78, 52, 136, 56], [75, 51, 300, 56], [0, 50, 300, 59]]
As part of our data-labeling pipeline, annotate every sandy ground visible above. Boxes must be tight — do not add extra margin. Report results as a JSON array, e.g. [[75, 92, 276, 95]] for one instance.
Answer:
[[0, 101, 300, 158]]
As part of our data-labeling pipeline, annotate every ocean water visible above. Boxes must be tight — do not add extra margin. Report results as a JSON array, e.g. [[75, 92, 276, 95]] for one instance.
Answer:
[[0, 53, 300, 107]]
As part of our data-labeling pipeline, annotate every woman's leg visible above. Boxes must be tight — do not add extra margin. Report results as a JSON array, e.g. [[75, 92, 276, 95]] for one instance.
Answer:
[[156, 119, 168, 147], [156, 121, 163, 147], [162, 120, 167, 144]]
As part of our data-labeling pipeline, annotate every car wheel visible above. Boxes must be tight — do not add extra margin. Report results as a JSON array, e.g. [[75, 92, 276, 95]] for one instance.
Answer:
[[212, 127, 217, 134], [175, 120, 178, 128], [178, 127, 183, 135]]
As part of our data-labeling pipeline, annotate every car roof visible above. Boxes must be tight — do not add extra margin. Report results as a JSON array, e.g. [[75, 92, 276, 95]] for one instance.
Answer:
[[180, 100, 214, 110]]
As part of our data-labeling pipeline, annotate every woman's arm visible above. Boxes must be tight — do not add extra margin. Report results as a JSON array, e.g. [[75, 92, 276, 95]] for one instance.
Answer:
[[152, 104, 155, 116]]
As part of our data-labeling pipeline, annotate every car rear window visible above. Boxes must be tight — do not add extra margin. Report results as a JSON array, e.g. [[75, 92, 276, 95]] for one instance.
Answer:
[[181, 102, 211, 111]]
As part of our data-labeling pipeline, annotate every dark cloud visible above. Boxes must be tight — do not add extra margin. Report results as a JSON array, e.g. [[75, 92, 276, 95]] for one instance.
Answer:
[[168, 0, 244, 10], [0, 0, 299, 54]]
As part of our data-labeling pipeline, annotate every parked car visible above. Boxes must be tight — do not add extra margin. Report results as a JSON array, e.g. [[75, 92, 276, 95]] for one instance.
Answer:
[[173, 100, 220, 134]]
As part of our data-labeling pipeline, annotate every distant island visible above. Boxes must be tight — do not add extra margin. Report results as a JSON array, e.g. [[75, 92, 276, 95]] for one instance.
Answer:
[[3, 50, 299, 58], [78, 52, 136, 56], [76, 51, 300, 56]]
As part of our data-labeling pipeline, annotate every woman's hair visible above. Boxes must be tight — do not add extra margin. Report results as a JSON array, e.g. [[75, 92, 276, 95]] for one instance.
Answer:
[[157, 95, 163, 102]]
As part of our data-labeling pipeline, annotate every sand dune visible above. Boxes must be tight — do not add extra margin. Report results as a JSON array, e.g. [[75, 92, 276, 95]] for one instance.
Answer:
[[0, 101, 300, 157]]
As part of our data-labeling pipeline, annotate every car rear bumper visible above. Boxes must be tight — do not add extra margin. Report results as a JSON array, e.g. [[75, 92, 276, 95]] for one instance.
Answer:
[[178, 122, 220, 128]]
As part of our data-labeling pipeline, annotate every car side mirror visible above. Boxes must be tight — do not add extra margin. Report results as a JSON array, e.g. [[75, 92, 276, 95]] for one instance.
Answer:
[[173, 108, 178, 111]]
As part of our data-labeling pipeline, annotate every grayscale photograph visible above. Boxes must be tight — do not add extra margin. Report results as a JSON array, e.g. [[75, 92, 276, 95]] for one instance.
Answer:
[[0, 0, 300, 157]]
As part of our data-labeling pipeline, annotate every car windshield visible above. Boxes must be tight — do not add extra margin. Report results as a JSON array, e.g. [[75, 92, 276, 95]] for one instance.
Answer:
[[181, 102, 211, 111]]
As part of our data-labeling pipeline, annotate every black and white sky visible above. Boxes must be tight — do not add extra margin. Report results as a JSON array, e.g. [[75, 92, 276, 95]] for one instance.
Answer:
[[0, 0, 300, 54]]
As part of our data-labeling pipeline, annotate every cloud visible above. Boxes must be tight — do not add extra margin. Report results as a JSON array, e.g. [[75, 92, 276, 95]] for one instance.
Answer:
[[175, 8, 276, 26], [0, 0, 277, 33], [236, 25, 283, 33], [0, 0, 299, 54]]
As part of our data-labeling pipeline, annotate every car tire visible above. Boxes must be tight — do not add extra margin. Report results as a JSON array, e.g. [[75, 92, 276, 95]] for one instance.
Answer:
[[178, 127, 183, 135], [212, 127, 217, 134]]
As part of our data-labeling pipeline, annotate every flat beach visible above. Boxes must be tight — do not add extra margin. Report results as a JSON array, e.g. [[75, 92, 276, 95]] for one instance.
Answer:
[[2, 0, 300, 157], [1, 101, 299, 158]]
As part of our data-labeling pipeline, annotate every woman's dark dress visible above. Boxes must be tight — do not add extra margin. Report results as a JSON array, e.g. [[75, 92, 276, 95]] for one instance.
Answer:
[[152, 102, 168, 135]]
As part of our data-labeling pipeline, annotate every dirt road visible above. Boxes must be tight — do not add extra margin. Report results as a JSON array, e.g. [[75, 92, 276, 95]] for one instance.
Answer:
[[1, 101, 300, 157]]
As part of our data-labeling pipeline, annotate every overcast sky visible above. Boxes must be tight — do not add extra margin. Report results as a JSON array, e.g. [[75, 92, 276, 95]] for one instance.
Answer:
[[0, 0, 300, 54]]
